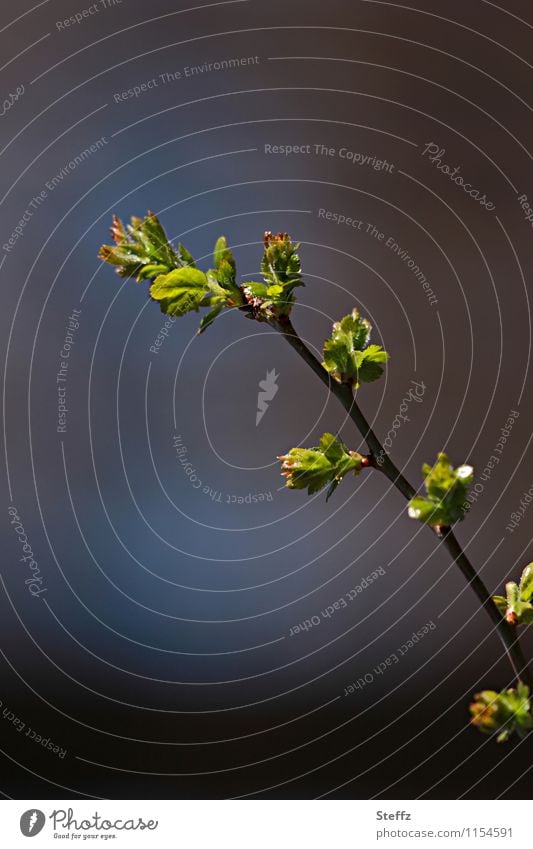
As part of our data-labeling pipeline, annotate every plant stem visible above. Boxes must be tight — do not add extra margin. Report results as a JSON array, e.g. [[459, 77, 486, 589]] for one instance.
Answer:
[[274, 317, 532, 690]]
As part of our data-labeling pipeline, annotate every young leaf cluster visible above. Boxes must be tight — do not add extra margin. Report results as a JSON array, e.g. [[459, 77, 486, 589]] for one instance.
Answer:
[[278, 433, 365, 501], [322, 308, 389, 387], [408, 453, 473, 527], [99, 215, 308, 332], [493, 563, 533, 626], [469, 682, 533, 743]]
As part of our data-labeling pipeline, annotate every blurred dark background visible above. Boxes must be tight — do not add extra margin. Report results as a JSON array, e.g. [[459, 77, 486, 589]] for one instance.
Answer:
[[1, 0, 532, 798]]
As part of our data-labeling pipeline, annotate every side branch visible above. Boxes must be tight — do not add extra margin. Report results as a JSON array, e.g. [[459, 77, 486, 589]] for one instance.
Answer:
[[274, 317, 532, 689]]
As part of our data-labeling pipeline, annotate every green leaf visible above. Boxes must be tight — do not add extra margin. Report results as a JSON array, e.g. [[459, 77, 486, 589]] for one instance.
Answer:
[[216, 259, 237, 290], [322, 309, 388, 387], [318, 431, 345, 462], [470, 683, 533, 742], [237, 231, 304, 317], [244, 282, 269, 298], [507, 581, 521, 609], [177, 243, 196, 269], [209, 239, 242, 303], [492, 595, 508, 616], [518, 608, 533, 625], [341, 310, 371, 349], [278, 432, 365, 499], [407, 452, 473, 527], [406, 496, 441, 525], [149, 267, 209, 316], [261, 232, 302, 289]]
